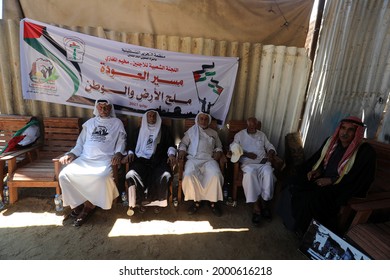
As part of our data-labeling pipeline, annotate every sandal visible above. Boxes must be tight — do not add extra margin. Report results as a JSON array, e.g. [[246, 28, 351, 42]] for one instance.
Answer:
[[70, 204, 84, 218], [187, 203, 200, 215], [210, 203, 222, 217], [138, 206, 146, 213], [261, 208, 272, 221], [252, 213, 261, 226], [73, 207, 96, 227]]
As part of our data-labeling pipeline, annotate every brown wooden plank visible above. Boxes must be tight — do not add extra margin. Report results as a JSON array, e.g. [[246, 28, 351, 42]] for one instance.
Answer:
[[14, 167, 55, 174], [11, 181, 58, 187], [42, 139, 79, 147], [13, 175, 55, 181], [0, 116, 32, 144], [365, 139, 390, 193], [44, 134, 79, 141], [14, 167, 55, 173], [346, 222, 390, 259], [375, 222, 390, 233], [351, 198, 390, 211], [43, 117, 81, 125], [13, 172, 54, 177], [360, 223, 390, 243], [44, 128, 81, 134]]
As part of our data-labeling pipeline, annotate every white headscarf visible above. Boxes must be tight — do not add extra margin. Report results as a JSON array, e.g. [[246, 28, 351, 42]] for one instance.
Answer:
[[93, 98, 116, 118], [135, 110, 162, 159], [187, 112, 212, 156]]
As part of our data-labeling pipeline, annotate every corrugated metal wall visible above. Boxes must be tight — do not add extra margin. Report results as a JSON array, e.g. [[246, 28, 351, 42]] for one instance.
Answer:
[[301, 0, 390, 156], [0, 19, 311, 156]]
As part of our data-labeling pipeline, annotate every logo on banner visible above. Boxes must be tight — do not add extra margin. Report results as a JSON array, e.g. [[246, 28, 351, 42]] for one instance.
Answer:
[[28, 58, 58, 94], [63, 37, 85, 63]]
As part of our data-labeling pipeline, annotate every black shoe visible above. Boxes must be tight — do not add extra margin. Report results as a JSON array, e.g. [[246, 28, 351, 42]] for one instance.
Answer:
[[73, 207, 95, 227], [187, 203, 200, 215], [70, 204, 84, 218], [153, 206, 162, 214], [210, 203, 222, 217], [261, 208, 272, 221], [252, 213, 261, 226]]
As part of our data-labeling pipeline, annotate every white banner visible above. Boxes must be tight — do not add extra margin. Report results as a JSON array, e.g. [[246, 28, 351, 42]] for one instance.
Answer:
[[20, 18, 239, 125]]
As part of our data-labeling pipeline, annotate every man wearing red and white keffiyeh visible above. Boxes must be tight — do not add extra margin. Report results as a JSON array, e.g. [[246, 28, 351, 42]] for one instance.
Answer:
[[285, 116, 376, 235]]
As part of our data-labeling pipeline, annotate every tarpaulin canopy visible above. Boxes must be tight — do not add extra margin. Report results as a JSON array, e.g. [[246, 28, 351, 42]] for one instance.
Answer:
[[5, 0, 315, 46]]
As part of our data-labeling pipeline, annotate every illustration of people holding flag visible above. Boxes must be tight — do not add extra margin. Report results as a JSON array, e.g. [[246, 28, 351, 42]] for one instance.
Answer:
[[193, 63, 224, 115]]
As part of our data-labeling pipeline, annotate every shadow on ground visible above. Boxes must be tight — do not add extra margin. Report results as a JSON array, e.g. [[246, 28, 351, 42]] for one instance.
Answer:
[[0, 188, 306, 260]]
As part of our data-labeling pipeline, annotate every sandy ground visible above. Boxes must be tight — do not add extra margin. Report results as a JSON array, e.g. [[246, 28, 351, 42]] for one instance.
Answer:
[[0, 188, 306, 260]]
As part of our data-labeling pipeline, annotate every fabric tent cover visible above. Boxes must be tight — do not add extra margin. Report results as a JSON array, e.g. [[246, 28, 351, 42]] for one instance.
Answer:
[[5, 0, 314, 46]]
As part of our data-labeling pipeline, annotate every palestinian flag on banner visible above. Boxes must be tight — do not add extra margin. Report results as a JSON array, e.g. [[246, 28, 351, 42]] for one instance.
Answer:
[[23, 21, 82, 95], [208, 78, 224, 95], [193, 70, 207, 82], [193, 62, 216, 82]]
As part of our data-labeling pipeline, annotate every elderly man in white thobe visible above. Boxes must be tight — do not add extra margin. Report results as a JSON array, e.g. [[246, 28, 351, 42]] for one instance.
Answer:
[[228, 117, 276, 226], [59, 99, 126, 227], [178, 112, 224, 216]]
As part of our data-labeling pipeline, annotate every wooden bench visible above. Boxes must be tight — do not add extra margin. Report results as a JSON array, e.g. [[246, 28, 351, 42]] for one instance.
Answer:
[[341, 139, 390, 259], [339, 139, 390, 229], [6, 117, 82, 204], [0, 115, 34, 195]]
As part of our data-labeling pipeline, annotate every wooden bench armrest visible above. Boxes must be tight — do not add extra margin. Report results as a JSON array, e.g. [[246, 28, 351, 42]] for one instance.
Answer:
[[339, 192, 390, 231], [233, 161, 240, 175], [52, 154, 66, 161], [350, 197, 390, 212], [5, 145, 44, 176], [348, 192, 390, 205], [219, 153, 227, 172], [0, 144, 42, 161], [53, 158, 63, 181], [178, 158, 185, 180], [348, 197, 390, 228]]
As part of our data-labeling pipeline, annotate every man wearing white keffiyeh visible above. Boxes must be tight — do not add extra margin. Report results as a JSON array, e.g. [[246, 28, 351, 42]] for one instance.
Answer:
[[122, 110, 176, 216], [59, 99, 126, 227], [178, 112, 224, 216]]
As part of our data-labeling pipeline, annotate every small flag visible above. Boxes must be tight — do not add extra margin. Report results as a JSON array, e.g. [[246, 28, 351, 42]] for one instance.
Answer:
[[208, 78, 224, 95], [193, 62, 216, 82], [193, 70, 206, 82]]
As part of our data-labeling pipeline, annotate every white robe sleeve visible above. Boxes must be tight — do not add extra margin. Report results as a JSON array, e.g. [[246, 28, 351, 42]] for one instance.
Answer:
[[114, 128, 127, 155], [69, 127, 87, 157]]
